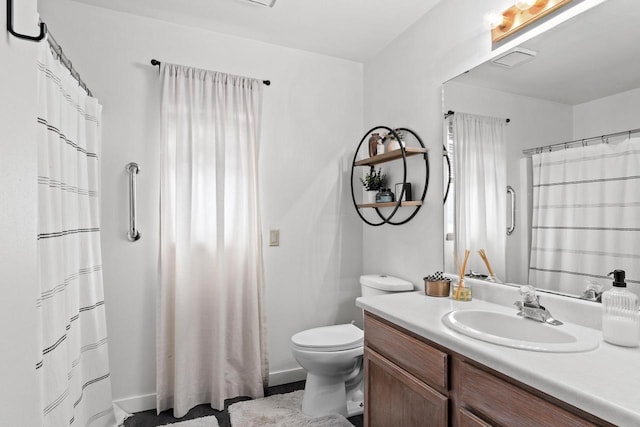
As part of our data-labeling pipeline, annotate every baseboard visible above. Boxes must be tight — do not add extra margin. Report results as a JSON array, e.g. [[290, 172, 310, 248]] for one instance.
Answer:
[[113, 369, 306, 414], [113, 393, 157, 414], [268, 367, 307, 387]]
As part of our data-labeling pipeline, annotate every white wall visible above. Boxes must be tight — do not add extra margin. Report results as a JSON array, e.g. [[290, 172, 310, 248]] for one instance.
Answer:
[[573, 87, 640, 138], [362, 0, 604, 289], [39, 0, 364, 410], [0, 1, 40, 425], [443, 81, 573, 283]]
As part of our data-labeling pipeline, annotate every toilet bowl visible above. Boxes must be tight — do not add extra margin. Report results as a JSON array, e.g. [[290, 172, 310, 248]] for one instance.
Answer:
[[291, 324, 364, 417], [290, 274, 413, 418]]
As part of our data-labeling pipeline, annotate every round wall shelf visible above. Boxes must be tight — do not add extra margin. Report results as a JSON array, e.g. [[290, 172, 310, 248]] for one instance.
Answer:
[[350, 126, 430, 226]]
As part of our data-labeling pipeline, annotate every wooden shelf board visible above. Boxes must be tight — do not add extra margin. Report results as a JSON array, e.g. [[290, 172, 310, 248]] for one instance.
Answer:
[[357, 201, 423, 209], [354, 147, 428, 167]]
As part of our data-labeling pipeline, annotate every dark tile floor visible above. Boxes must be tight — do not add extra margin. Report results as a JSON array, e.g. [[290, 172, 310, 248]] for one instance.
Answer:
[[124, 381, 364, 427]]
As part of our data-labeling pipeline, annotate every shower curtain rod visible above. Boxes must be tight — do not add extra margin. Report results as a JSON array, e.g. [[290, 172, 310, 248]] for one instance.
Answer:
[[150, 59, 271, 86], [47, 31, 93, 96], [444, 110, 510, 123], [6, 0, 92, 96], [522, 127, 640, 156]]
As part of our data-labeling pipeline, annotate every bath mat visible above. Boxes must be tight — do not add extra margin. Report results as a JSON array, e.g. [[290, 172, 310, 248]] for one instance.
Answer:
[[228, 390, 353, 427], [159, 415, 219, 427]]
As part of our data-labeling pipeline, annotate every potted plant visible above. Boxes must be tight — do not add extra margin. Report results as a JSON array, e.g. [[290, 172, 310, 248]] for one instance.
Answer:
[[360, 168, 386, 203]]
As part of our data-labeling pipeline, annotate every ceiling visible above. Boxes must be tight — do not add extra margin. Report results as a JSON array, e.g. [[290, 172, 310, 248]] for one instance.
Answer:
[[452, 0, 640, 105], [72, 0, 442, 62]]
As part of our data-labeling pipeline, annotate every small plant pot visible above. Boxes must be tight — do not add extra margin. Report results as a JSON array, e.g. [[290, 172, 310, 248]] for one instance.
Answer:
[[364, 190, 377, 204]]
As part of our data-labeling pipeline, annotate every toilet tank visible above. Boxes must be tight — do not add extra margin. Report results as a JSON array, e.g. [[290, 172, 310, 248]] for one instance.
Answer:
[[360, 274, 414, 297]]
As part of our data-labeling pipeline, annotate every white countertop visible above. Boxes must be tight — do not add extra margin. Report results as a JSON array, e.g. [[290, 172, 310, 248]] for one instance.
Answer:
[[356, 290, 640, 427]]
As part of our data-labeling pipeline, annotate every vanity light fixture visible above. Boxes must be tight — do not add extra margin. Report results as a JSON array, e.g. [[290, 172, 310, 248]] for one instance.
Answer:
[[491, 0, 572, 43], [514, 0, 537, 11]]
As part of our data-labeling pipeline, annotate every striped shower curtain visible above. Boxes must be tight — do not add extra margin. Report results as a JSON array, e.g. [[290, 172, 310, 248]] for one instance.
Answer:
[[36, 41, 116, 426], [529, 138, 640, 296]]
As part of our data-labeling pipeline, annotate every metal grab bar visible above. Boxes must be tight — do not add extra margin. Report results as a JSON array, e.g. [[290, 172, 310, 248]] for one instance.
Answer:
[[507, 185, 515, 236], [126, 163, 141, 241]]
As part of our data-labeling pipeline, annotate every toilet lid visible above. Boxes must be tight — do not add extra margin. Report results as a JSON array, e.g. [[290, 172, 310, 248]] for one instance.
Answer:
[[291, 324, 364, 352]]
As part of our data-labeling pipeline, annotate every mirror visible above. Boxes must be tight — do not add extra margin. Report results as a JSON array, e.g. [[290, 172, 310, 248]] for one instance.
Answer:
[[443, 0, 640, 300]]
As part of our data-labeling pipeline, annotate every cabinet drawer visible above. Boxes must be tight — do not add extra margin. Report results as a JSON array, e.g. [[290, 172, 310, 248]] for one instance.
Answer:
[[460, 362, 597, 427], [364, 313, 448, 393]]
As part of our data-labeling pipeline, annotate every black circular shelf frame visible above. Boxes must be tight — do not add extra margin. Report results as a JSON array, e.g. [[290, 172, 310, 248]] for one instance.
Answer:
[[350, 126, 430, 226]]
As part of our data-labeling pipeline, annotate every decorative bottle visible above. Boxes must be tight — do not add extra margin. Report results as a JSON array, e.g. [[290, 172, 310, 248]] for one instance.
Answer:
[[602, 269, 640, 347], [368, 133, 381, 157]]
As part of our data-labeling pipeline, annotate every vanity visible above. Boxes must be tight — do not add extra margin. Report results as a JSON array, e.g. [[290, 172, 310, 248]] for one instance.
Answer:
[[356, 282, 640, 427]]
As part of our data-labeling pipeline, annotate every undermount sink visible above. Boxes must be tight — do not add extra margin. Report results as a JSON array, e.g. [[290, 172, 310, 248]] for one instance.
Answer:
[[442, 309, 599, 353]]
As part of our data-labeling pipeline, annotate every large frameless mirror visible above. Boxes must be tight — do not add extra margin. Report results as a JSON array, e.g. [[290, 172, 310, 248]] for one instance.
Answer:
[[442, 0, 640, 300]]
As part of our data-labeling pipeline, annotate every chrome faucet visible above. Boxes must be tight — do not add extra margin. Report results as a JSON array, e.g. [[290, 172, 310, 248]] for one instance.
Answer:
[[514, 286, 563, 326]]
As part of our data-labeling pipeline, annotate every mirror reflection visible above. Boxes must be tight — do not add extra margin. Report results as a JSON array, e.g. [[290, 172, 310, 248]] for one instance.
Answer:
[[443, 0, 640, 300]]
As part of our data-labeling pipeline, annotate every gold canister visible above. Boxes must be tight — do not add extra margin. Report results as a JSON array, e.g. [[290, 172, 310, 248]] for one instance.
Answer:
[[425, 279, 451, 297]]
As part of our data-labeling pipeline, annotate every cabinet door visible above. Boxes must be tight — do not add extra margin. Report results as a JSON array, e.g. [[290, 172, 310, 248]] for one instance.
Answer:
[[364, 347, 447, 427]]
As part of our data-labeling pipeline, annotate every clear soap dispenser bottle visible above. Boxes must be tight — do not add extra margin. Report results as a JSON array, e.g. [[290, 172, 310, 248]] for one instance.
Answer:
[[602, 269, 640, 347]]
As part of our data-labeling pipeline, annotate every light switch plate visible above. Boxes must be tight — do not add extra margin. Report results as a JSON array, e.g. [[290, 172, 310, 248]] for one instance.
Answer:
[[269, 229, 280, 246]]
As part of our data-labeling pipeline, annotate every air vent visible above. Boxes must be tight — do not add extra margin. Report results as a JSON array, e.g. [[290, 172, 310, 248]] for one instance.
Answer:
[[491, 47, 537, 68], [245, 0, 276, 6]]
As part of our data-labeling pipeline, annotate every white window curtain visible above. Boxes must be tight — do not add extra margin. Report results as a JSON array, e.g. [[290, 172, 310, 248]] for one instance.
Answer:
[[452, 113, 507, 278], [157, 63, 268, 417], [529, 138, 640, 296], [36, 42, 116, 426]]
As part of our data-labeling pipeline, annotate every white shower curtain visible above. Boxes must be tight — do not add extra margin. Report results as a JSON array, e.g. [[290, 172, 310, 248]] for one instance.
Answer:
[[36, 42, 116, 426], [157, 63, 268, 417], [529, 138, 640, 295], [452, 113, 507, 278]]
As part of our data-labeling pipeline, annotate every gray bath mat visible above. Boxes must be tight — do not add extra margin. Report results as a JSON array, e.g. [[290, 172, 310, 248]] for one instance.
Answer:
[[228, 390, 353, 427]]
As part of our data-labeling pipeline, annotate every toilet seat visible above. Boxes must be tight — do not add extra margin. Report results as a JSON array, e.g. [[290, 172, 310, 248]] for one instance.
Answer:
[[291, 323, 363, 352]]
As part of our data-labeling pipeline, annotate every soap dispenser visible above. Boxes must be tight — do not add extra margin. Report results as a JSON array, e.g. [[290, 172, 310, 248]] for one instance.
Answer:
[[601, 269, 640, 347]]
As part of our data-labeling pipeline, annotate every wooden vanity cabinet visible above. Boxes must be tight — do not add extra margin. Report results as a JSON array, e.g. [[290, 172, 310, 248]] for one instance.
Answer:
[[365, 348, 448, 426], [363, 312, 613, 427], [364, 313, 449, 426]]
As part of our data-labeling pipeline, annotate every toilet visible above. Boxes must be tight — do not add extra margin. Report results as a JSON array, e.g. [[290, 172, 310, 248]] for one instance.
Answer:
[[290, 274, 413, 417]]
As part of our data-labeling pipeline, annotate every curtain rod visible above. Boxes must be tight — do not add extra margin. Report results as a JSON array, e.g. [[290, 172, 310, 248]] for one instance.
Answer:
[[47, 31, 93, 97], [522, 127, 640, 156], [444, 110, 510, 123], [150, 59, 271, 86]]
